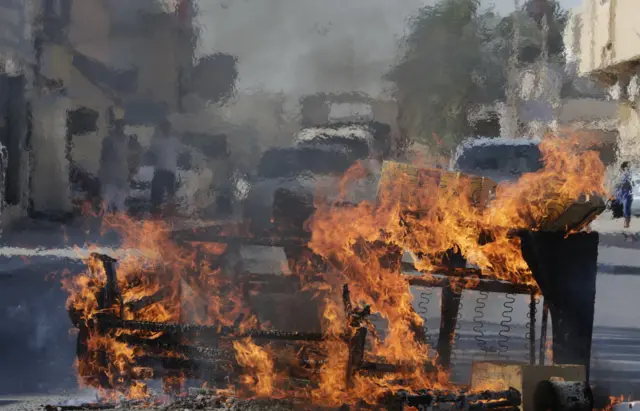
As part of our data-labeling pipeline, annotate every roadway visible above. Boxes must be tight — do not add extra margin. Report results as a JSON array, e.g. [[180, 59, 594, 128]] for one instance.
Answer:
[[0, 214, 639, 405]]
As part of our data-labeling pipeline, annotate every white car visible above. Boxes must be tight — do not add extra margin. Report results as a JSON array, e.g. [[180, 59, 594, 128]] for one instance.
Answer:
[[631, 173, 640, 216]]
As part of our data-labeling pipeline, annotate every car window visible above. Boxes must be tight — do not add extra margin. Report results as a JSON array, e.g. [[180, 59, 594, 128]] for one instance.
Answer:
[[297, 137, 370, 159], [454, 144, 542, 176], [258, 147, 355, 178]]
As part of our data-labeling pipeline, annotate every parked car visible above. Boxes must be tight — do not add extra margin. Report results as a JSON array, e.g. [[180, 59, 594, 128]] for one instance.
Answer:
[[450, 137, 605, 232], [629, 172, 640, 216], [450, 137, 542, 182], [241, 121, 391, 237]]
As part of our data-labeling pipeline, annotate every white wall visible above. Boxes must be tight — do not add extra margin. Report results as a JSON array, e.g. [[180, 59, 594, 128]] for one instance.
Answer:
[[31, 94, 73, 213]]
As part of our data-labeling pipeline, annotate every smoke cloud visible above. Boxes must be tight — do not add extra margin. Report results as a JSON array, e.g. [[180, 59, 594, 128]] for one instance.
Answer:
[[195, 0, 425, 98], [194, 0, 579, 100]]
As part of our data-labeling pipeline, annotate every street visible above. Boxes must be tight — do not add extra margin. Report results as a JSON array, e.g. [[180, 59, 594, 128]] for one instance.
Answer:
[[0, 214, 639, 405]]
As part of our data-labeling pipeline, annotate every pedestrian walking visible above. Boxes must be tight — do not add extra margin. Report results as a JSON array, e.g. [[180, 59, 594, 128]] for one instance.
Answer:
[[616, 161, 634, 229], [98, 120, 129, 214], [150, 120, 181, 216]]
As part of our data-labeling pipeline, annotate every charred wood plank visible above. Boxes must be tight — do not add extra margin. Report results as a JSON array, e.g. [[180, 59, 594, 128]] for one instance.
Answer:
[[91, 253, 123, 318], [435, 285, 462, 370], [97, 315, 326, 341], [136, 355, 235, 374], [358, 360, 437, 375], [401, 262, 484, 277], [124, 288, 172, 312], [345, 327, 367, 388], [406, 274, 535, 295], [382, 388, 522, 411], [529, 291, 537, 365], [539, 302, 550, 366], [114, 334, 234, 360]]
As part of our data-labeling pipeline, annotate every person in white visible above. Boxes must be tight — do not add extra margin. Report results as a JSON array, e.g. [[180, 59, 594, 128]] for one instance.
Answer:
[[98, 120, 129, 213], [150, 120, 181, 215]]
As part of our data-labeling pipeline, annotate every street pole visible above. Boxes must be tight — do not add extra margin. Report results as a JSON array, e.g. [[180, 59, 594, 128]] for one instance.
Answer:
[[503, 0, 521, 139]]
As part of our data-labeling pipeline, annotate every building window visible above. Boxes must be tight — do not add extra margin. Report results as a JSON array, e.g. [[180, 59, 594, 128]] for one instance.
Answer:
[[67, 107, 99, 136], [66, 107, 99, 167]]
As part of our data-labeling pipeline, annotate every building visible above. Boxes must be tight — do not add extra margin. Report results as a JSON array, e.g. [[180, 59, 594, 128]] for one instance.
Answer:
[[28, 0, 196, 217], [567, 0, 640, 165], [0, 0, 35, 225]]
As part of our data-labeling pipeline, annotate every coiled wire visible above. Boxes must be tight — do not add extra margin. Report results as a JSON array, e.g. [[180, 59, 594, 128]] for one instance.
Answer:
[[472, 291, 490, 354], [416, 288, 433, 346], [498, 294, 515, 359], [450, 295, 463, 367]]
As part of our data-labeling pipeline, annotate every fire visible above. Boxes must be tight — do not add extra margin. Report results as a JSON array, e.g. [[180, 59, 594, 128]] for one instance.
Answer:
[[545, 340, 553, 364], [309, 134, 605, 283], [61, 133, 605, 406], [62, 214, 255, 398], [305, 133, 604, 402], [233, 338, 277, 397], [604, 395, 630, 411]]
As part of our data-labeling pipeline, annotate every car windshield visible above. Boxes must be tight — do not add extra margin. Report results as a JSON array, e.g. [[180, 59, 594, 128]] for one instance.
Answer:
[[454, 144, 543, 177], [297, 137, 370, 159], [258, 146, 361, 178]]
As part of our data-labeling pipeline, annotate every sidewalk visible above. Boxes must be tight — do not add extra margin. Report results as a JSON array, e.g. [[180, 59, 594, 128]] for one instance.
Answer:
[[590, 212, 640, 235]]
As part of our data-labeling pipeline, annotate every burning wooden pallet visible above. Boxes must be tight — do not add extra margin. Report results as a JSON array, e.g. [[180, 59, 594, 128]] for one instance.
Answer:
[[67, 242, 537, 396], [64, 217, 601, 410]]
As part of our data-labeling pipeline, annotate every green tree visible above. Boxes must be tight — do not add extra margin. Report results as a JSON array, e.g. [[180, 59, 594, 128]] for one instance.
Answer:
[[387, 0, 505, 155], [493, 0, 568, 65], [388, 0, 569, 155]]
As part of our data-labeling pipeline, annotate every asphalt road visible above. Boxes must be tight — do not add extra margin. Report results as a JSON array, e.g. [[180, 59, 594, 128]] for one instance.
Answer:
[[1, 215, 640, 405]]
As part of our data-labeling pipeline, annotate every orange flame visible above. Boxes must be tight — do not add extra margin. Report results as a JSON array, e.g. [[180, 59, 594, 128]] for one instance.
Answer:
[[61, 133, 605, 405], [233, 338, 277, 397], [62, 214, 255, 398]]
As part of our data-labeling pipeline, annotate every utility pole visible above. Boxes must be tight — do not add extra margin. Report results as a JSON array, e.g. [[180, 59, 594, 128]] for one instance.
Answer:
[[175, 0, 196, 114], [538, 0, 553, 137], [503, 0, 521, 139]]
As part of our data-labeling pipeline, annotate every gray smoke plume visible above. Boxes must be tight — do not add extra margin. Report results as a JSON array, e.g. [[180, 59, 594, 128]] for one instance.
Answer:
[[195, 0, 580, 100], [195, 0, 425, 99]]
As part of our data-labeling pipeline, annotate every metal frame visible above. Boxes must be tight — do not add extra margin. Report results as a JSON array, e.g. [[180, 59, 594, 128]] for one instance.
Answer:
[[71, 253, 525, 410]]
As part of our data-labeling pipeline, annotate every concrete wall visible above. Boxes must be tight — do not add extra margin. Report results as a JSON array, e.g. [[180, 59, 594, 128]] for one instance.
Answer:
[[617, 101, 640, 163], [558, 98, 618, 125], [576, 0, 640, 76], [41, 43, 113, 174], [30, 93, 73, 213], [569, 0, 640, 165], [0, 1, 34, 225], [27, 0, 188, 213]]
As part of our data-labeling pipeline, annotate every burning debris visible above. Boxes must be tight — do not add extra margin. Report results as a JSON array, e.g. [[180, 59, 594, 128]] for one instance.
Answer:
[[59, 134, 605, 409], [43, 395, 297, 411]]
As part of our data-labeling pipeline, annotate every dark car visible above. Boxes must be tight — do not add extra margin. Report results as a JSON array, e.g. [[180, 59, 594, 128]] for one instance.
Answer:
[[451, 137, 543, 182], [242, 121, 390, 237]]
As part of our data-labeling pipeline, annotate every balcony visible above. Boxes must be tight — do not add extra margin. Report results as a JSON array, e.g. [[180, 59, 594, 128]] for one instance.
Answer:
[[572, 0, 640, 81]]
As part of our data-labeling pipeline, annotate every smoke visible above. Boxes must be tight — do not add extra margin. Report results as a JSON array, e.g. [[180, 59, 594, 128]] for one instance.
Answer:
[[195, 0, 580, 101], [195, 0, 425, 98]]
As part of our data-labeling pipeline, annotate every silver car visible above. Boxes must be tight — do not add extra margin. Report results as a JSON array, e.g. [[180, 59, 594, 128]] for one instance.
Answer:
[[451, 137, 542, 182], [631, 173, 640, 216]]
